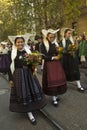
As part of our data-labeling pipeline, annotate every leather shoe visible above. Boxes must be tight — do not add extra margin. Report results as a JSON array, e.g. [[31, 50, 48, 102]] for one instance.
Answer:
[[78, 87, 85, 92], [56, 97, 60, 101], [52, 100, 58, 107], [30, 118, 37, 125]]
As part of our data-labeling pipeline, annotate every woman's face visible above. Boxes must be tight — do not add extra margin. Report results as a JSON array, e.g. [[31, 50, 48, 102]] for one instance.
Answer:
[[47, 33, 55, 42], [15, 38, 24, 50], [65, 30, 72, 38], [85, 35, 87, 41]]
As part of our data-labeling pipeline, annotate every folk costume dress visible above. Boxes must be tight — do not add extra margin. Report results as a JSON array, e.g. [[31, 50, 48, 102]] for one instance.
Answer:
[[0, 47, 10, 73], [9, 49, 46, 113], [40, 41, 67, 96], [60, 38, 80, 81]]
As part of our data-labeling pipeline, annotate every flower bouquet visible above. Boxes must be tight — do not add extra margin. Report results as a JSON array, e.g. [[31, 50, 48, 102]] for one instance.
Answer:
[[24, 51, 42, 66], [56, 47, 64, 58], [67, 43, 77, 57]]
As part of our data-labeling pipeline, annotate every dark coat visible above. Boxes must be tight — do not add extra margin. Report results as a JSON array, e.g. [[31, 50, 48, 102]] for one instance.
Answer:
[[60, 39, 80, 81], [40, 42, 57, 61]]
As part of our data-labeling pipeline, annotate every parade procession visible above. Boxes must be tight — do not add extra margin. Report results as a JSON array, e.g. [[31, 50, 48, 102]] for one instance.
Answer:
[[0, 0, 87, 130]]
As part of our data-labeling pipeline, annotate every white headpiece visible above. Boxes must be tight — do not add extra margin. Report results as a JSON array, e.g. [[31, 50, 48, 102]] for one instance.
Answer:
[[60, 27, 74, 38], [42, 28, 60, 38], [9, 34, 31, 74], [61, 28, 74, 48], [0, 41, 8, 45], [0, 41, 8, 54], [42, 28, 60, 47]]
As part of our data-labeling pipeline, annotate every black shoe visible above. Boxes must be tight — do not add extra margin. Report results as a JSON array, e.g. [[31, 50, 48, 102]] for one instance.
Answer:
[[78, 87, 85, 92], [52, 100, 58, 107], [56, 97, 60, 101], [30, 118, 37, 125]]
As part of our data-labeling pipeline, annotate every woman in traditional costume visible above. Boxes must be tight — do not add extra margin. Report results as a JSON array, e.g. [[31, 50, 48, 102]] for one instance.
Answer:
[[9, 36, 46, 125], [60, 28, 84, 92], [79, 34, 87, 68], [40, 29, 67, 106], [0, 42, 10, 74]]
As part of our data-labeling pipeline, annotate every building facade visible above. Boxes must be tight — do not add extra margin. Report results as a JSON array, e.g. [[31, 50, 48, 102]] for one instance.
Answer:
[[77, 0, 87, 34]]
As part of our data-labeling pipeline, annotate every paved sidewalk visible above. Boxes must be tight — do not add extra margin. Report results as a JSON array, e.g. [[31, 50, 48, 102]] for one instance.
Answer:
[[0, 68, 87, 130]]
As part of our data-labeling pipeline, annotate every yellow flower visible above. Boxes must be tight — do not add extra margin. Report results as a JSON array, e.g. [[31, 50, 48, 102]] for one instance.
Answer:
[[57, 47, 64, 52], [24, 51, 42, 66]]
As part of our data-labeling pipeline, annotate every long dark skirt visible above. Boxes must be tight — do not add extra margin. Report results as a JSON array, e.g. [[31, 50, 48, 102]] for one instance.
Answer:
[[10, 67, 46, 113], [0, 54, 10, 73], [61, 54, 80, 81], [42, 60, 67, 96]]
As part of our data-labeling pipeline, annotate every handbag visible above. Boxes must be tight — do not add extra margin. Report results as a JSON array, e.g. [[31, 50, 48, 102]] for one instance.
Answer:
[[80, 55, 86, 62]]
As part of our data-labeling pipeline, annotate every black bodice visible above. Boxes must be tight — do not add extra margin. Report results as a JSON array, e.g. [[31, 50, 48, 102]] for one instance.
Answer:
[[14, 50, 26, 68]]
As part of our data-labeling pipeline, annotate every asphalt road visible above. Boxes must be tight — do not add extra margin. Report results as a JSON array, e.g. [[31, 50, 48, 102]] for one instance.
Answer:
[[0, 67, 87, 130]]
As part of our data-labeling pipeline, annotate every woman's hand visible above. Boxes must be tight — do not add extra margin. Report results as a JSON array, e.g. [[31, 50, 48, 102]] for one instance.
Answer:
[[9, 81, 14, 88], [24, 53, 34, 61], [52, 55, 60, 60], [24, 53, 29, 57]]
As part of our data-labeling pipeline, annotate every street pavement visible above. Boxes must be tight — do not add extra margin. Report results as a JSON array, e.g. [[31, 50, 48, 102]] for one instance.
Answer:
[[0, 67, 87, 130]]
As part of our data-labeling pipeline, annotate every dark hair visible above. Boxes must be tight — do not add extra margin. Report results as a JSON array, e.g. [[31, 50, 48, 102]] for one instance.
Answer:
[[14, 37, 25, 44], [64, 29, 72, 37], [34, 35, 43, 40], [47, 32, 52, 37], [80, 34, 85, 40], [46, 33, 55, 42], [64, 29, 71, 34], [47, 32, 55, 38]]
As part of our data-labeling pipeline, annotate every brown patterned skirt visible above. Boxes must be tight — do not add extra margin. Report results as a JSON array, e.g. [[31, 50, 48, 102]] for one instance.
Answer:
[[9, 67, 46, 113], [42, 60, 67, 96]]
